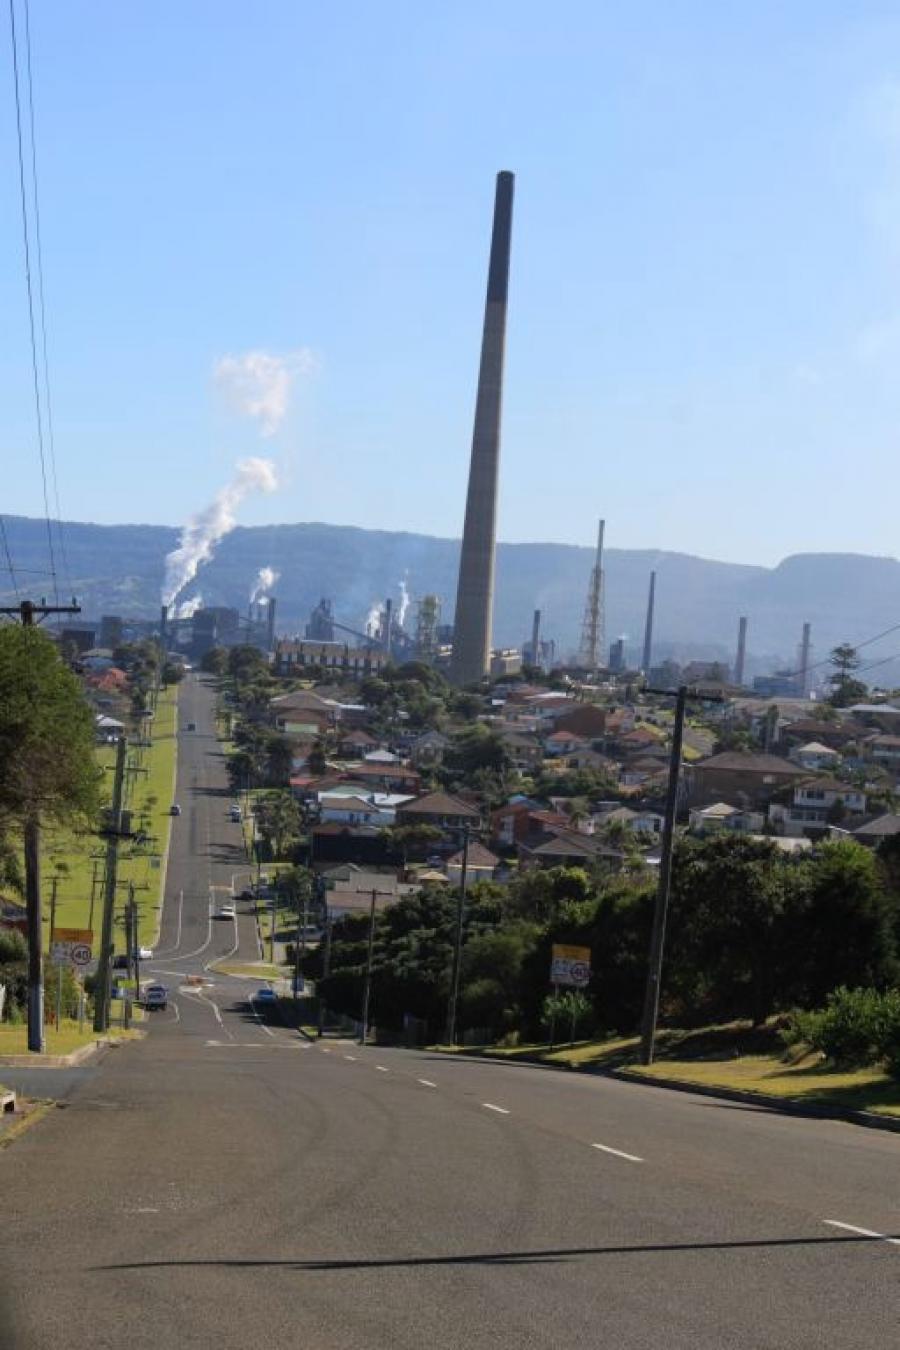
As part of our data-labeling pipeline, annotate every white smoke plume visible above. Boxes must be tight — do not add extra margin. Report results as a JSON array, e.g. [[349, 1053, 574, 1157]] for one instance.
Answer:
[[250, 566, 280, 605], [397, 575, 410, 628], [365, 602, 381, 637], [214, 349, 316, 437], [162, 457, 278, 608], [176, 594, 203, 619]]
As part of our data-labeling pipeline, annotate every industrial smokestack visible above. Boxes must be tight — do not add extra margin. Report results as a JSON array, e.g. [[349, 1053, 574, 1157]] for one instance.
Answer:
[[641, 571, 656, 673], [530, 608, 542, 669], [450, 170, 515, 685], [160, 604, 168, 648], [734, 616, 748, 686], [266, 596, 277, 652], [798, 622, 811, 697], [383, 597, 393, 656]]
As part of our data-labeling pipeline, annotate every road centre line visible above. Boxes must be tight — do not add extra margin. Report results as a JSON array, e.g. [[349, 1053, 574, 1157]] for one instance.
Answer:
[[823, 1220, 900, 1247], [592, 1143, 643, 1163], [376, 1065, 389, 1072], [344, 1054, 357, 1061], [417, 1078, 437, 1088], [482, 1102, 509, 1114]]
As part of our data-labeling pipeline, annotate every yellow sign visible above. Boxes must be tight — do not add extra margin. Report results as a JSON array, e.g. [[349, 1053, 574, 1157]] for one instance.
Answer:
[[52, 927, 93, 944], [551, 944, 591, 963]]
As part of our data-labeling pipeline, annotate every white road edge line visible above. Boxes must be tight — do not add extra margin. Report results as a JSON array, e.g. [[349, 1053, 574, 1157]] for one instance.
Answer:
[[417, 1078, 437, 1087], [482, 1102, 509, 1114], [823, 1219, 900, 1247], [247, 995, 277, 1039], [592, 1143, 643, 1163]]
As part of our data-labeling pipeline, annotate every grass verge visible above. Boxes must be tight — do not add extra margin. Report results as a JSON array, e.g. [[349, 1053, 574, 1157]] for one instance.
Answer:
[[42, 685, 178, 953], [0, 1019, 141, 1057], [434, 1020, 900, 1118]]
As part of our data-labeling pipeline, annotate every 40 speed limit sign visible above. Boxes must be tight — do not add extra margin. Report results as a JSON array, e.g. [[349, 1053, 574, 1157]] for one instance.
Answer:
[[550, 944, 591, 988], [50, 928, 93, 967]]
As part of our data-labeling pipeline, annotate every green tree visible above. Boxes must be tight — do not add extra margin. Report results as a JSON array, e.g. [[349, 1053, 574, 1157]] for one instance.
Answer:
[[201, 647, 229, 676], [828, 644, 867, 707], [253, 791, 302, 861]]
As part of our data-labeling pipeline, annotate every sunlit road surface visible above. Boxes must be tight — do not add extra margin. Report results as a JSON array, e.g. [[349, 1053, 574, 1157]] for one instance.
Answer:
[[1, 676, 899, 1348]]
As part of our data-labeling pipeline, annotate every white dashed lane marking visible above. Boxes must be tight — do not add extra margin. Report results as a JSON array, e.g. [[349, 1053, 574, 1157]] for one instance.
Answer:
[[823, 1220, 900, 1248], [482, 1103, 510, 1115], [592, 1143, 643, 1163]]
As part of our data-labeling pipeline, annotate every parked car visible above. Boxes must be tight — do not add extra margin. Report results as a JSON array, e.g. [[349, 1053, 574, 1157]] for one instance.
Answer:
[[138, 946, 153, 960], [229, 805, 242, 822], [186, 721, 196, 732], [218, 901, 236, 919], [112, 954, 129, 971], [170, 803, 182, 816], [143, 984, 168, 1010], [254, 987, 277, 1004]]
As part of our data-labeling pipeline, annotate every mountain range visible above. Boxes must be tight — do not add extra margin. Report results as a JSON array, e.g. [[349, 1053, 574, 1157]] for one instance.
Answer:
[[3, 514, 899, 682]]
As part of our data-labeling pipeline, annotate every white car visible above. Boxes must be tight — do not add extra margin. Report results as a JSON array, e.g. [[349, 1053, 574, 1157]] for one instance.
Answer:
[[218, 902, 236, 920]]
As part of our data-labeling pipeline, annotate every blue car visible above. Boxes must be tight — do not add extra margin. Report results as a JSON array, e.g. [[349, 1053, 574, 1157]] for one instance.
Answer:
[[254, 988, 277, 1004]]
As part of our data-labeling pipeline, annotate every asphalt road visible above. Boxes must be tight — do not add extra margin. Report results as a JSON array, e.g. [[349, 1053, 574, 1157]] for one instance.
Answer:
[[2, 674, 899, 1348]]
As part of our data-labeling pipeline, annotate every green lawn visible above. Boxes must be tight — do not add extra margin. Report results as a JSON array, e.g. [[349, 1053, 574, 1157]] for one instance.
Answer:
[[434, 1022, 900, 1118], [41, 685, 179, 954], [0, 1019, 139, 1057]]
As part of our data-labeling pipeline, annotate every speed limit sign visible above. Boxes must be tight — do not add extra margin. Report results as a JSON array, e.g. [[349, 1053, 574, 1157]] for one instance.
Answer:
[[71, 942, 92, 967]]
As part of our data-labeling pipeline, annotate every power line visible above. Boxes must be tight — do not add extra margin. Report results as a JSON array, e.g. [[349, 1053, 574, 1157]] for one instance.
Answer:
[[22, 0, 71, 596], [0, 518, 21, 598], [7, 0, 58, 604]]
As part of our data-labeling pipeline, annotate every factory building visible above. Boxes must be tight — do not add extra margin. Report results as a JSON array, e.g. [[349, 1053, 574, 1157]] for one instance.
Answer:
[[275, 639, 390, 677]]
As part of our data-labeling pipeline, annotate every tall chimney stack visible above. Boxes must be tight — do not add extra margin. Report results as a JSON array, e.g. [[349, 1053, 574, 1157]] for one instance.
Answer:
[[798, 622, 811, 697], [450, 171, 515, 685], [734, 616, 748, 686], [641, 571, 656, 673], [160, 604, 168, 648], [266, 597, 277, 652], [530, 608, 542, 669], [383, 597, 393, 657]]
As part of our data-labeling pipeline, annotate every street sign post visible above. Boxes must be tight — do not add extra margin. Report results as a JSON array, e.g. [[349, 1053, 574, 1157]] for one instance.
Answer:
[[550, 944, 591, 988], [49, 928, 93, 968]]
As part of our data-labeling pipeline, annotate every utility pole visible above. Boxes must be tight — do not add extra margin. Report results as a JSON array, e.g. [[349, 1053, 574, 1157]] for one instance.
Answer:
[[639, 685, 723, 1065], [639, 686, 687, 1066], [360, 888, 392, 1046], [444, 825, 471, 1046], [317, 910, 332, 1039], [94, 736, 128, 1033], [49, 875, 61, 1032], [1, 598, 81, 1054]]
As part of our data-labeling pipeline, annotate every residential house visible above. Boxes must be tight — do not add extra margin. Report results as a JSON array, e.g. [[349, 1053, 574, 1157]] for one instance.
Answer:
[[275, 639, 390, 677], [789, 741, 841, 773], [686, 751, 802, 808], [338, 761, 422, 794], [543, 730, 589, 759], [517, 829, 623, 871], [94, 714, 125, 743], [337, 730, 379, 758], [594, 805, 664, 837], [409, 730, 451, 768], [395, 791, 481, 833], [864, 735, 900, 771], [552, 704, 608, 739], [688, 802, 765, 835], [318, 794, 396, 827], [852, 813, 900, 846], [446, 841, 500, 885], [769, 778, 868, 837], [499, 729, 543, 771]]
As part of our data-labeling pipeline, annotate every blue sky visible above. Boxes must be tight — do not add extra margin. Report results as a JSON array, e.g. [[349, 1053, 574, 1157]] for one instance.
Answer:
[[4, 1, 900, 565]]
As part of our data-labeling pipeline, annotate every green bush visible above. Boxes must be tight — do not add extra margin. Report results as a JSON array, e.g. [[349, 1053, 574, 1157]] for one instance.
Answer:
[[783, 986, 900, 1073]]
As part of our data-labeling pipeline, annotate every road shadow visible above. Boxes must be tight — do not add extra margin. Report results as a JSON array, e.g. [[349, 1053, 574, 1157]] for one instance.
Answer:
[[92, 1230, 900, 1275]]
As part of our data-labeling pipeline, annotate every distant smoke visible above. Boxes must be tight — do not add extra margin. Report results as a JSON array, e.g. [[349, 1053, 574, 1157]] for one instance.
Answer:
[[365, 602, 381, 637], [162, 458, 278, 609], [250, 565, 280, 605], [214, 349, 316, 437], [176, 594, 203, 619], [397, 575, 410, 628]]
